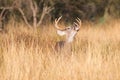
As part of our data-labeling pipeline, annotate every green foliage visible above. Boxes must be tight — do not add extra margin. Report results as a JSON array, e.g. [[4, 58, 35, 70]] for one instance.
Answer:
[[0, 0, 14, 6]]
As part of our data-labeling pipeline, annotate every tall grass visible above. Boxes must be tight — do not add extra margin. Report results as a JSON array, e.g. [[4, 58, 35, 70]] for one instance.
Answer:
[[0, 19, 120, 80]]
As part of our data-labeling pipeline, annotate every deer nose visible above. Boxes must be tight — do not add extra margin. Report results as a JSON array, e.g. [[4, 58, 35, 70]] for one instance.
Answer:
[[77, 29, 79, 32]]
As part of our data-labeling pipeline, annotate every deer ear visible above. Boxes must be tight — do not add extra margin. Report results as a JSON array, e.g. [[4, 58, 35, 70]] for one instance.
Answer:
[[57, 30, 66, 36]]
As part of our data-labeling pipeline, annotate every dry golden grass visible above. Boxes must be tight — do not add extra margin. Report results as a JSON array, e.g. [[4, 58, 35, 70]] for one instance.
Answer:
[[0, 19, 120, 80]]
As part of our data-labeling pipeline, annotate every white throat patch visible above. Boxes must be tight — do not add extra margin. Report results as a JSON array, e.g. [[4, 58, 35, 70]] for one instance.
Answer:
[[66, 31, 77, 43]]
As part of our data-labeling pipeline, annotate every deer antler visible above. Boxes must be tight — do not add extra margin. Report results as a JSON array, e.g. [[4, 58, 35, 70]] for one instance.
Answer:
[[74, 18, 81, 28], [55, 16, 64, 30]]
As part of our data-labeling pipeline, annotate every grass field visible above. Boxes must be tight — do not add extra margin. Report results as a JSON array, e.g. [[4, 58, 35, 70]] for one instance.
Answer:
[[0, 19, 120, 80]]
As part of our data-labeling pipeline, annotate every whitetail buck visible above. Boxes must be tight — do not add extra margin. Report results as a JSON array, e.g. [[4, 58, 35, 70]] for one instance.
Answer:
[[54, 16, 81, 52]]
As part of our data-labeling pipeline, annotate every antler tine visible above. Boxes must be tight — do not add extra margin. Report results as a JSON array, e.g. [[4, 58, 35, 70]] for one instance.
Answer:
[[76, 17, 81, 23], [55, 16, 63, 30], [56, 16, 62, 22], [75, 17, 81, 28], [74, 22, 79, 26]]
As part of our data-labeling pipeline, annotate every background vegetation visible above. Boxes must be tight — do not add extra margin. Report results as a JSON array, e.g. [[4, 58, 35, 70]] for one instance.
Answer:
[[0, 19, 120, 80], [0, 0, 120, 28]]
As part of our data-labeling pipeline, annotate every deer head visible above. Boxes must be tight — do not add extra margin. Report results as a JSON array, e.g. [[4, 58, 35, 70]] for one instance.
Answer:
[[54, 16, 81, 43]]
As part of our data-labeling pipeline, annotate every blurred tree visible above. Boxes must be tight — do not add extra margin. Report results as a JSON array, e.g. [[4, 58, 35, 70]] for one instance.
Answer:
[[108, 0, 120, 18], [0, 0, 120, 27]]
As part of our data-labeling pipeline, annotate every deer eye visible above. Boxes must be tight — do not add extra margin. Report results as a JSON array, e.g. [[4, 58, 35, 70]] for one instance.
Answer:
[[66, 27, 71, 30]]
